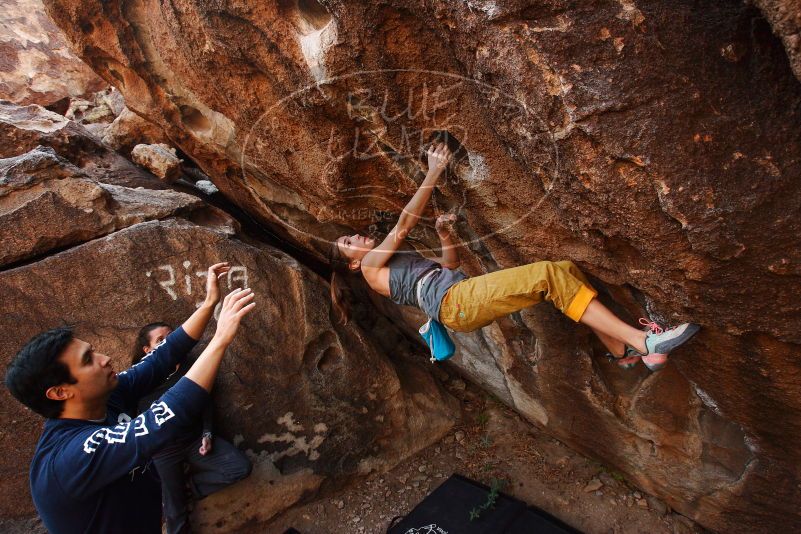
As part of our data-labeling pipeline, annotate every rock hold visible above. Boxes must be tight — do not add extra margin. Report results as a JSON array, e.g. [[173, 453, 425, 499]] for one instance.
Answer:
[[101, 107, 170, 157]]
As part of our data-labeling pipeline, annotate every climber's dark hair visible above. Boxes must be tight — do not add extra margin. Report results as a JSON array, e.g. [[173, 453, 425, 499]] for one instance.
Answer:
[[131, 322, 172, 366], [329, 239, 355, 325], [5, 327, 77, 419]]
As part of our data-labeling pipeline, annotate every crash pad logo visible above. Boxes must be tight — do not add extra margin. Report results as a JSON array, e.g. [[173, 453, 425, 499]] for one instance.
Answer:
[[404, 525, 448, 534], [242, 68, 562, 253]]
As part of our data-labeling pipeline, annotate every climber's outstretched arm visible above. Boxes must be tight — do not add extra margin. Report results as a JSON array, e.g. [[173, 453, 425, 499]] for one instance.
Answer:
[[361, 143, 452, 272]]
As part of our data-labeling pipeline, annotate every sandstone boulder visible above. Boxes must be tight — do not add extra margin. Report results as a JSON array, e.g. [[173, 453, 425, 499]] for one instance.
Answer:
[[101, 107, 170, 156], [0, 146, 204, 267], [0, 214, 456, 526], [0, 101, 167, 189], [31, 0, 801, 531], [0, 94, 457, 527], [64, 96, 115, 126], [0, 0, 105, 109]]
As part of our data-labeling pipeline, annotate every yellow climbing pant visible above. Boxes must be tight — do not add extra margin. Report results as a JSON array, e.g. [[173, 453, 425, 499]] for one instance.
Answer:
[[438, 260, 597, 332]]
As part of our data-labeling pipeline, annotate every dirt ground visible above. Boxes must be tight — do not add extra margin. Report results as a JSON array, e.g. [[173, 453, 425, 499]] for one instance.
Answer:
[[0, 372, 710, 534], [263, 375, 708, 534]]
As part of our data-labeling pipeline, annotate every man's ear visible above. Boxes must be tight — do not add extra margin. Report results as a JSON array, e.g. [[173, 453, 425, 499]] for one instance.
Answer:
[[142, 345, 150, 355], [45, 385, 73, 402]]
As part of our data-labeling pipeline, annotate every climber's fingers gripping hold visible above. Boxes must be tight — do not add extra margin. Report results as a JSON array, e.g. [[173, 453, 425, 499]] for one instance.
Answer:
[[426, 142, 452, 175], [435, 213, 457, 238]]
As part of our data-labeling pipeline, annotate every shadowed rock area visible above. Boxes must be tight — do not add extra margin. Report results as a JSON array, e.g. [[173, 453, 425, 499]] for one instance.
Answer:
[[754, 0, 801, 82], [3, 0, 801, 531]]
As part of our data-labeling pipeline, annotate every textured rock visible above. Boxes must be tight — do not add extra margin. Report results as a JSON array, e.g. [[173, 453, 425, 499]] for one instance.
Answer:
[[63, 86, 129, 139], [0, 101, 166, 189], [101, 106, 169, 156], [0, 146, 203, 267], [0, 103, 456, 527], [131, 143, 183, 182], [0, 0, 105, 109], [584, 478, 603, 492], [64, 93, 116, 126], [191, 461, 322, 532], [29, 0, 801, 531], [194, 179, 219, 195]]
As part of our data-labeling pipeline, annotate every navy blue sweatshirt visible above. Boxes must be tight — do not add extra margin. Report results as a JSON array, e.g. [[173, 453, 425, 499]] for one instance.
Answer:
[[29, 327, 209, 534]]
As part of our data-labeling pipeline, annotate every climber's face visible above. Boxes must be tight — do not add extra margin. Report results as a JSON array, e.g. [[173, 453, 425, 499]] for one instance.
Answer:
[[336, 234, 376, 270]]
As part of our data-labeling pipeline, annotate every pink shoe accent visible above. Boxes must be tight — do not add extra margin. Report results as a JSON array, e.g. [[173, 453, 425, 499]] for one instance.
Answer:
[[642, 353, 667, 367], [639, 318, 667, 371], [639, 318, 664, 335]]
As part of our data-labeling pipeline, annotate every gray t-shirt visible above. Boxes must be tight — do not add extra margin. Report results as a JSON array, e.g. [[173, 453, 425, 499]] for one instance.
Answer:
[[387, 251, 467, 320]]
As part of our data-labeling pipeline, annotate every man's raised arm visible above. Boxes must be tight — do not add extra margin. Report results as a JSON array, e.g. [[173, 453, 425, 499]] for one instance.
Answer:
[[185, 287, 255, 391], [116, 263, 232, 402], [54, 286, 256, 497]]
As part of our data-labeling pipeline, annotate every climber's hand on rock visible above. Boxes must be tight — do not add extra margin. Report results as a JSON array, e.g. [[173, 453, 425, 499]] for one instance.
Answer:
[[426, 142, 452, 175], [435, 213, 457, 238]]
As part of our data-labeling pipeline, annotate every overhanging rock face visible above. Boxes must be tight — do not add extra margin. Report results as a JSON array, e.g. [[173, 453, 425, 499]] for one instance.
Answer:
[[36, 0, 801, 531]]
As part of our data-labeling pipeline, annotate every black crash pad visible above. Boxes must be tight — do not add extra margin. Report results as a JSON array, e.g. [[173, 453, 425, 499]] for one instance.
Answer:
[[387, 474, 580, 534]]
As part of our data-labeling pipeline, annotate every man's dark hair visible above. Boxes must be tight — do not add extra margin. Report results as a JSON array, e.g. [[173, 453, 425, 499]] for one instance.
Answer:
[[131, 322, 172, 366], [5, 327, 76, 419]]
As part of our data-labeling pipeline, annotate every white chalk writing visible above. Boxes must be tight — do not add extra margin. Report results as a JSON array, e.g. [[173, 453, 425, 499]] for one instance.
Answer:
[[146, 262, 249, 307], [145, 265, 178, 300]]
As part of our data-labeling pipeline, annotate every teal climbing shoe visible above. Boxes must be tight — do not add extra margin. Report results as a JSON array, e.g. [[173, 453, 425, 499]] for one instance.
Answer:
[[640, 319, 700, 371]]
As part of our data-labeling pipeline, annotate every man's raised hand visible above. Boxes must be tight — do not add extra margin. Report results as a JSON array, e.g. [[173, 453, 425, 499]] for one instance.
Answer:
[[185, 287, 256, 391], [181, 262, 233, 340], [204, 262, 231, 307], [213, 288, 256, 346]]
